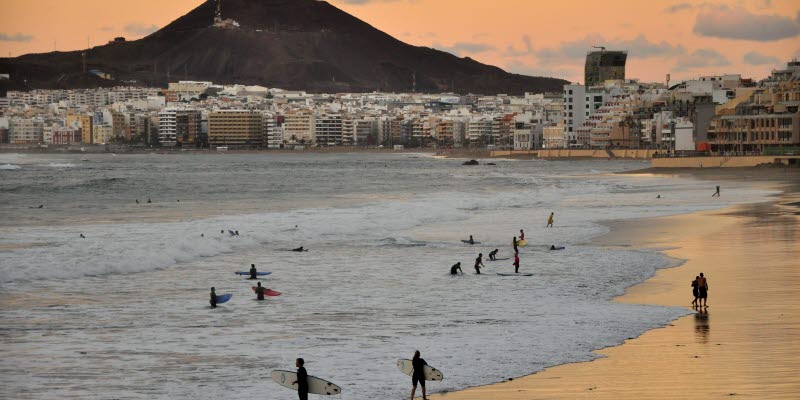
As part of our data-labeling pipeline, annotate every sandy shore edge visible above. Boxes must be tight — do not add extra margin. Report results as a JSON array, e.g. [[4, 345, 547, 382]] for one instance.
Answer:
[[432, 168, 800, 399]]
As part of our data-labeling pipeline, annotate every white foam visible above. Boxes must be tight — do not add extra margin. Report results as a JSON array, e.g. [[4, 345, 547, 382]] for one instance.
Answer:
[[0, 164, 21, 170]]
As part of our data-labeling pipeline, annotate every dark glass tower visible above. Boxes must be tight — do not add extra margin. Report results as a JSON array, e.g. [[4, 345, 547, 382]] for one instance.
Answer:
[[584, 50, 627, 86]]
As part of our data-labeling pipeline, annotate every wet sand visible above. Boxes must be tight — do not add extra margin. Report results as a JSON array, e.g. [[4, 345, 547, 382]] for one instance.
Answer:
[[435, 171, 800, 399]]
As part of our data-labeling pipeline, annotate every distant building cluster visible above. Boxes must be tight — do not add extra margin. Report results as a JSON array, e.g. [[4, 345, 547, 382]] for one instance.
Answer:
[[1, 55, 798, 155]]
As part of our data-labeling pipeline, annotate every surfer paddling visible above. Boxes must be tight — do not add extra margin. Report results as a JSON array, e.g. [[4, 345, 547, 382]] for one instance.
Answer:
[[409, 350, 428, 400], [292, 358, 309, 400], [292, 246, 305, 252]]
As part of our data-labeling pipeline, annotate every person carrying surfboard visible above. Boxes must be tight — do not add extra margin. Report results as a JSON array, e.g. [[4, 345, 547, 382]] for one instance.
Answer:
[[410, 350, 428, 400], [249, 264, 258, 280], [489, 249, 499, 260], [292, 358, 309, 400], [209, 287, 217, 309], [513, 253, 520, 273], [450, 262, 463, 275], [255, 282, 266, 300], [474, 253, 486, 274]]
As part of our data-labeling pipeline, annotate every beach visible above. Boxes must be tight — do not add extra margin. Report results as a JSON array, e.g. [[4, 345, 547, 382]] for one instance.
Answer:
[[435, 168, 800, 399]]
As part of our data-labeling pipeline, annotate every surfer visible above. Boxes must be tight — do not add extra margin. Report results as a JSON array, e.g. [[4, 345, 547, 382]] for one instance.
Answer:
[[474, 253, 485, 274], [513, 236, 518, 254], [293, 358, 309, 400], [249, 264, 258, 280], [221, 229, 225, 234], [135, 199, 139, 204], [450, 262, 463, 275], [546, 212, 554, 228], [489, 249, 499, 260], [210, 287, 217, 309], [255, 282, 266, 300], [468, 235, 475, 245], [147, 198, 151, 203], [712, 185, 720, 197], [292, 246, 305, 252], [235, 230, 239, 236], [513, 253, 520, 273], [228, 230, 235, 236], [409, 350, 428, 400], [519, 229, 525, 240]]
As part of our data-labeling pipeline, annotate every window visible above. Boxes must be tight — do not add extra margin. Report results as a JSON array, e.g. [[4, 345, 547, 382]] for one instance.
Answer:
[[568, 98, 573, 103], [568, 127, 573, 132], [568, 90, 573, 95], [568, 105, 573, 110], [569, 112, 573, 117]]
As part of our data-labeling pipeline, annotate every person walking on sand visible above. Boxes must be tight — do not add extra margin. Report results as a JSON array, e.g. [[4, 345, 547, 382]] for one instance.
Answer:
[[697, 273, 709, 306], [474, 253, 486, 274], [546, 212, 554, 228], [691, 275, 700, 306], [712, 186, 720, 197], [292, 358, 309, 400], [409, 350, 428, 400], [513, 253, 520, 273]]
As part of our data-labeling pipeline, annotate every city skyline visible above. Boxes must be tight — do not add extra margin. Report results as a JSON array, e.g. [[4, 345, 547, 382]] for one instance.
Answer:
[[1, 0, 798, 84]]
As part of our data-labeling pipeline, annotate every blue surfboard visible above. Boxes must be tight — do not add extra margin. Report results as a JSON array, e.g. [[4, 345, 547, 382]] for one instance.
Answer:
[[235, 271, 272, 276], [216, 293, 233, 304]]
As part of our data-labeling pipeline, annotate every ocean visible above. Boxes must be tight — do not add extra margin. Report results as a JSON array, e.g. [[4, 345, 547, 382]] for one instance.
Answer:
[[0, 152, 774, 399]]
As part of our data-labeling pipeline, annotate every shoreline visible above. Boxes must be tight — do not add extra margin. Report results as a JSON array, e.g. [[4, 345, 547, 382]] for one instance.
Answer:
[[434, 169, 800, 399]]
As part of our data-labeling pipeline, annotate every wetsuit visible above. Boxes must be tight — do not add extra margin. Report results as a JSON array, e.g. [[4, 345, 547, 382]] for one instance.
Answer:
[[292, 247, 304, 252], [450, 263, 462, 275], [255, 285, 265, 301], [474, 256, 483, 274], [513, 238, 518, 254], [296, 366, 309, 400], [210, 291, 217, 308], [489, 250, 498, 260], [411, 357, 427, 389], [249, 266, 257, 280]]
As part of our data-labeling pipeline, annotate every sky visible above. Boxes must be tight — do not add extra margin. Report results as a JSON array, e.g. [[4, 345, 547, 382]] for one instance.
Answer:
[[0, 0, 798, 84]]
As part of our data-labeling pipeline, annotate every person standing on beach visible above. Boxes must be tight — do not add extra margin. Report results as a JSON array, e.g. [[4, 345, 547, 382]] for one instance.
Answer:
[[697, 273, 709, 306], [409, 350, 428, 400], [209, 287, 217, 309], [691, 276, 700, 306], [712, 186, 720, 197], [474, 253, 486, 274], [292, 358, 309, 400], [513, 253, 520, 273], [546, 212, 555, 228]]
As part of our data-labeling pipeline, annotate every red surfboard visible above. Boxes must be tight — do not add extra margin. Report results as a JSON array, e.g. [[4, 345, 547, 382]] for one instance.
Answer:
[[251, 286, 282, 296]]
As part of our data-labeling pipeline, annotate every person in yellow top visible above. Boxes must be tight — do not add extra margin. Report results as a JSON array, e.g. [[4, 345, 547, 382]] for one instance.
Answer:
[[546, 212, 554, 228]]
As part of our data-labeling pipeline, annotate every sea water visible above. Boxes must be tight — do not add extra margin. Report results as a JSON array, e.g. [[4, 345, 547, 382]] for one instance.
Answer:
[[0, 152, 775, 399]]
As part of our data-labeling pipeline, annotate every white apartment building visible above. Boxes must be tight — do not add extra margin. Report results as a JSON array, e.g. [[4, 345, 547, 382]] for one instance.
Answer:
[[158, 108, 178, 146], [466, 117, 492, 143], [263, 114, 284, 149]]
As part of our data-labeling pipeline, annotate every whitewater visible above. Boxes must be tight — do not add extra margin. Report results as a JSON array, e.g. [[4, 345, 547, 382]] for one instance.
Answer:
[[0, 152, 775, 399]]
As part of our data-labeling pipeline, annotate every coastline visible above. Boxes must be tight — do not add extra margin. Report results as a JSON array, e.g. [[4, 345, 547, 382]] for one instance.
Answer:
[[434, 169, 800, 399]]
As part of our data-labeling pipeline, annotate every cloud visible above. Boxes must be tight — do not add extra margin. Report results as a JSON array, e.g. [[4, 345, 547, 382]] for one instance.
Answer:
[[99, 26, 114, 32], [743, 51, 782, 65], [535, 34, 685, 64], [123, 23, 159, 36], [0, 32, 33, 42], [505, 60, 576, 81], [434, 41, 496, 56], [693, 6, 800, 41], [673, 48, 731, 71], [504, 35, 533, 57], [664, 3, 693, 13]]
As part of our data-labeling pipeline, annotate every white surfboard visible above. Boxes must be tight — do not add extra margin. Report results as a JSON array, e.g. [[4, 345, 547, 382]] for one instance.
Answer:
[[395, 359, 444, 381], [271, 370, 342, 395], [497, 272, 533, 276]]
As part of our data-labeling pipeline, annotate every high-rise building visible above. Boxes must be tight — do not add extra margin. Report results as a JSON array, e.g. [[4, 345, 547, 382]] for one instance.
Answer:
[[175, 110, 202, 147], [80, 114, 93, 144], [584, 50, 627, 86], [315, 114, 343, 146], [208, 109, 263, 147]]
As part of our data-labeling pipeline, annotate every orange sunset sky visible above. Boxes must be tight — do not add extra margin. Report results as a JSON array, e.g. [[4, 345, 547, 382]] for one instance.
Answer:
[[1, 0, 798, 84]]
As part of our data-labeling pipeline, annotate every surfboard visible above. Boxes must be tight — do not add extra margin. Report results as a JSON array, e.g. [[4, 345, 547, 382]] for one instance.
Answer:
[[251, 287, 282, 296], [235, 271, 272, 276], [497, 272, 533, 276], [461, 240, 481, 244], [489, 257, 510, 261], [517, 239, 528, 246], [215, 293, 233, 304], [271, 370, 342, 395], [396, 359, 444, 381]]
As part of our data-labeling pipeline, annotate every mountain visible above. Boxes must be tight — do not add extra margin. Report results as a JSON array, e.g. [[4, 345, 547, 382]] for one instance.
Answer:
[[0, 0, 567, 94]]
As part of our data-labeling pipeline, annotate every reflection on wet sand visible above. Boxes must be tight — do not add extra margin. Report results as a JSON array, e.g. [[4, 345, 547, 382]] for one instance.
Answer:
[[693, 306, 709, 344]]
